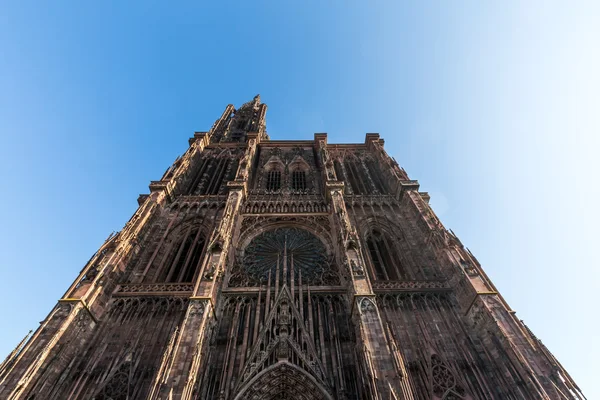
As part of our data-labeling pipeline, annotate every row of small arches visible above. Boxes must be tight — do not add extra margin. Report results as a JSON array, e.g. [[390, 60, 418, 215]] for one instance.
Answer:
[[170, 202, 226, 212], [244, 202, 328, 214]]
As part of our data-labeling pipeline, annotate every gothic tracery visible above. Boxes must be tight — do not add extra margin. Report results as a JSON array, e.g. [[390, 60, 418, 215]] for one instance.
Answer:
[[228, 227, 336, 287]]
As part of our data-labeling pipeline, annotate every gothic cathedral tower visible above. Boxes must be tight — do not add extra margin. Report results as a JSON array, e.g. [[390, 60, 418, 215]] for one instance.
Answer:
[[0, 96, 584, 399]]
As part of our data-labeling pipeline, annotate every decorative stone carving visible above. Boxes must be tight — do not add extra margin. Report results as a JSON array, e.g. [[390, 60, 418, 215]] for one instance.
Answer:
[[188, 301, 206, 317], [359, 297, 377, 313], [371, 280, 448, 291], [204, 263, 216, 280], [229, 227, 338, 287], [115, 283, 194, 295], [350, 259, 365, 277]]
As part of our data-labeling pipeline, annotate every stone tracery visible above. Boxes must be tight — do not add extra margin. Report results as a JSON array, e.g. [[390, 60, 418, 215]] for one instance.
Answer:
[[229, 227, 338, 287], [234, 362, 332, 400]]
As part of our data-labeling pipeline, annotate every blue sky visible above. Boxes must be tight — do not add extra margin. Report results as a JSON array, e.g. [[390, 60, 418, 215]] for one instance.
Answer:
[[1, 1, 598, 397]]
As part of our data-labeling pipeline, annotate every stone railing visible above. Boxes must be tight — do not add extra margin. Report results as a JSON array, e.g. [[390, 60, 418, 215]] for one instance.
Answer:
[[343, 194, 398, 206], [169, 195, 228, 211], [243, 194, 328, 214], [114, 283, 194, 297], [371, 280, 449, 292]]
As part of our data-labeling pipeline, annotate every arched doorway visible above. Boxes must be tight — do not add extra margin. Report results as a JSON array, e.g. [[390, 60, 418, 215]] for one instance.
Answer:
[[233, 361, 333, 400]]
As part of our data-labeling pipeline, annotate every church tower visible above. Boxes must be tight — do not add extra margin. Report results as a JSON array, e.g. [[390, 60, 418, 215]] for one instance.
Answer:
[[0, 96, 584, 399]]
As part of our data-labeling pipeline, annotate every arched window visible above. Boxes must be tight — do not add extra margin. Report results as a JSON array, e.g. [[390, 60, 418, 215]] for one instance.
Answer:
[[345, 158, 369, 194], [333, 160, 344, 182], [158, 228, 206, 283], [291, 170, 306, 191], [365, 158, 387, 193], [366, 229, 405, 280], [205, 158, 231, 195], [266, 170, 281, 191], [189, 157, 234, 195]]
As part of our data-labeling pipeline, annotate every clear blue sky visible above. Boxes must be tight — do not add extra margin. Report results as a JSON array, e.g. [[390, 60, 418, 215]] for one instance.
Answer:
[[1, 1, 598, 397]]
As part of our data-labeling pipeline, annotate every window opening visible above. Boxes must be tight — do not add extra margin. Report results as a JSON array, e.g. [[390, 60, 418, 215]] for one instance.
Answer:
[[266, 170, 281, 191], [292, 170, 306, 191]]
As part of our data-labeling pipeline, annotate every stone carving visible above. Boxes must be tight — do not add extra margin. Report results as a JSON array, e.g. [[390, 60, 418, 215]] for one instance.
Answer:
[[431, 354, 468, 399], [228, 227, 338, 287], [350, 259, 365, 277], [203, 263, 216, 280], [243, 195, 328, 215], [371, 280, 448, 291], [188, 301, 206, 317], [116, 283, 194, 295], [359, 297, 377, 313], [460, 259, 478, 277], [318, 140, 329, 165]]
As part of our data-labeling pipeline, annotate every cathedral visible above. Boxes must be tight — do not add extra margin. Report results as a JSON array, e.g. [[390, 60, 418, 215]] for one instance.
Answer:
[[0, 96, 584, 399]]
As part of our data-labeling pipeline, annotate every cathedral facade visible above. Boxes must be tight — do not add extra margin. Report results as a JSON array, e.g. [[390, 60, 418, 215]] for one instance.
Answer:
[[0, 96, 584, 399]]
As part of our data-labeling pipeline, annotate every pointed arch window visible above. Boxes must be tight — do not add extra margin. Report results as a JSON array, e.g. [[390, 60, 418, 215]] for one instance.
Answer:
[[345, 158, 369, 194], [157, 228, 206, 283], [365, 158, 387, 193], [333, 160, 344, 182], [190, 156, 233, 195], [366, 229, 405, 280], [208, 158, 233, 195], [291, 170, 306, 191], [266, 170, 281, 192]]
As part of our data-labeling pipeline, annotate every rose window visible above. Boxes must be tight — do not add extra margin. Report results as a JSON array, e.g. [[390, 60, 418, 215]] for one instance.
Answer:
[[229, 227, 338, 287]]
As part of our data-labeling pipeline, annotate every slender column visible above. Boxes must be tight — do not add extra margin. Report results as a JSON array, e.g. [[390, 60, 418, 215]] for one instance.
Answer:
[[264, 270, 272, 319], [275, 254, 280, 297], [283, 239, 288, 287], [290, 253, 295, 298], [252, 286, 262, 346]]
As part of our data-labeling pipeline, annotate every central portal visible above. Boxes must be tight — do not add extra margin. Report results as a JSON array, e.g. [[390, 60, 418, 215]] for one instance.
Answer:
[[195, 225, 366, 399], [234, 362, 332, 400]]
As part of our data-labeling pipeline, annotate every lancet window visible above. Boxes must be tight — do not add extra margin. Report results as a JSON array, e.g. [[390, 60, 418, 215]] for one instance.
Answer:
[[333, 155, 388, 195], [155, 227, 206, 283], [333, 159, 345, 182], [188, 154, 239, 195], [365, 229, 405, 280], [266, 170, 282, 192], [292, 170, 306, 191], [345, 158, 369, 194], [365, 157, 387, 193]]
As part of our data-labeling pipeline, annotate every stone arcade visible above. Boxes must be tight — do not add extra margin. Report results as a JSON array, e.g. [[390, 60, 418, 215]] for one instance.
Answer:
[[0, 96, 585, 399]]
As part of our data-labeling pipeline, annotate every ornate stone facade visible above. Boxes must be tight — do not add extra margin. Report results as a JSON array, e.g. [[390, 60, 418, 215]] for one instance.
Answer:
[[0, 96, 584, 399]]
